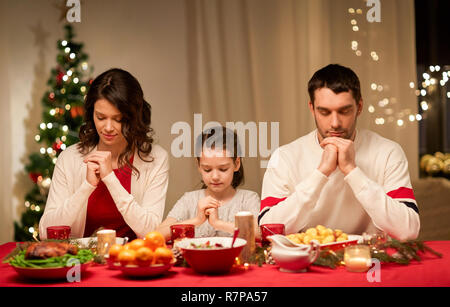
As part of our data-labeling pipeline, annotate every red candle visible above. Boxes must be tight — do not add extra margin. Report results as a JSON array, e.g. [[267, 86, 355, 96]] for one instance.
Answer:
[[46, 225, 71, 240], [260, 224, 285, 245], [170, 224, 195, 242]]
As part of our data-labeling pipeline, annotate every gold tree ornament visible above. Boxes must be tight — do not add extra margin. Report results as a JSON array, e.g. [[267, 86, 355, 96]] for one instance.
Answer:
[[425, 157, 444, 175], [420, 154, 434, 170], [435, 152, 445, 160], [443, 159, 450, 175]]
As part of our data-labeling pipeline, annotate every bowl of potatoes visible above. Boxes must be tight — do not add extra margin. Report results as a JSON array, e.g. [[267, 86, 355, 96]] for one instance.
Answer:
[[285, 225, 363, 251]]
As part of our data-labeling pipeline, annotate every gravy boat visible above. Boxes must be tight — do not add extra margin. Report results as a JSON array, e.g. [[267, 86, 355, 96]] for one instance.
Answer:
[[268, 234, 320, 273]]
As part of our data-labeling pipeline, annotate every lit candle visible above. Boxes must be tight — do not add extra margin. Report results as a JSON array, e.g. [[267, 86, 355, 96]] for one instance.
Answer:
[[344, 245, 371, 272], [235, 211, 255, 264], [97, 229, 116, 257], [345, 257, 372, 272]]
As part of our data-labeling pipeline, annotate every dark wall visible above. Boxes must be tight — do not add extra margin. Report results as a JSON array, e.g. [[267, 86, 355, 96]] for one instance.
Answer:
[[415, 0, 450, 158], [415, 0, 450, 65]]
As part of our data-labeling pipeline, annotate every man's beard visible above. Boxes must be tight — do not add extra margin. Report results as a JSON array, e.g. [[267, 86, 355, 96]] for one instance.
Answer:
[[315, 118, 357, 141]]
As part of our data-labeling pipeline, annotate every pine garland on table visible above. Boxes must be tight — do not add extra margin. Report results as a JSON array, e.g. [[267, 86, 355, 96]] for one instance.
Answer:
[[250, 239, 442, 269], [313, 239, 442, 269]]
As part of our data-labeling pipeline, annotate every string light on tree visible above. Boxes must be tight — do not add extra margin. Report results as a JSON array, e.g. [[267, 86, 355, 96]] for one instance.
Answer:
[[413, 64, 450, 125], [15, 24, 93, 242]]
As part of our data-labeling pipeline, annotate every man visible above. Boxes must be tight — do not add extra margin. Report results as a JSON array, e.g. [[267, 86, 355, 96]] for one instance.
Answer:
[[259, 64, 419, 241]]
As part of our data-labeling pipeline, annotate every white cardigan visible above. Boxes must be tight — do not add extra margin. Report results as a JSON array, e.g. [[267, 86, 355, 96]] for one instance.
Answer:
[[39, 143, 169, 239]]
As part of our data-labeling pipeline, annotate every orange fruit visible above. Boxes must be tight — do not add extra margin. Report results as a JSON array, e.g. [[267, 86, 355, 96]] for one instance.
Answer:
[[122, 243, 133, 250], [117, 249, 136, 266], [108, 244, 123, 262], [144, 231, 166, 251], [154, 247, 174, 265], [135, 247, 154, 267], [129, 239, 146, 251]]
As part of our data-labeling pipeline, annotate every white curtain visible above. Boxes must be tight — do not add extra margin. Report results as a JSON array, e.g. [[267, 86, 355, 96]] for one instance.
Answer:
[[0, 0, 14, 243], [184, 0, 418, 196]]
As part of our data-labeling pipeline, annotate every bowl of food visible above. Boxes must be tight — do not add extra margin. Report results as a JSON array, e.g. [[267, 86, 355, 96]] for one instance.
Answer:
[[174, 237, 247, 275], [285, 225, 363, 251], [5, 241, 94, 280]]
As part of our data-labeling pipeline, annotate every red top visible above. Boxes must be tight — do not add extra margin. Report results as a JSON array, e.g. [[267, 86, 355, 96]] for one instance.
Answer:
[[83, 157, 136, 240]]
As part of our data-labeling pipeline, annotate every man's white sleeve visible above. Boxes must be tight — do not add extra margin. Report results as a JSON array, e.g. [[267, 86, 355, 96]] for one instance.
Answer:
[[344, 146, 420, 240], [259, 149, 328, 234]]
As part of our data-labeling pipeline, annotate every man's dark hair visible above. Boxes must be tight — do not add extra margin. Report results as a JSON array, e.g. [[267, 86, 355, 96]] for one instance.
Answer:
[[307, 64, 362, 106]]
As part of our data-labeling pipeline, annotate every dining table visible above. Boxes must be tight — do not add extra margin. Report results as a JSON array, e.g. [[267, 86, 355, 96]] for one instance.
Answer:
[[1, 240, 449, 288]]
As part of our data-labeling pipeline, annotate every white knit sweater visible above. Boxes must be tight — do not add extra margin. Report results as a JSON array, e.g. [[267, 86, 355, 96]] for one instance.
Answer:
[[259, 129, 420, 241], [39, 143, 169, 239]]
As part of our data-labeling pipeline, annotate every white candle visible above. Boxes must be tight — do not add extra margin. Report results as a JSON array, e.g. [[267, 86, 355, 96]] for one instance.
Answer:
[[344, 245, 371, 272], [97, 229, 116, 256], [345, 257, 371, 272], [235, 211, 255, 264]]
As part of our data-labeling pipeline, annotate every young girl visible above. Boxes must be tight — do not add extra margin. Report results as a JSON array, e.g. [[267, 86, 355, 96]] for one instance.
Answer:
[[39, 68, 169, 240], [157, 126, 260, 239]]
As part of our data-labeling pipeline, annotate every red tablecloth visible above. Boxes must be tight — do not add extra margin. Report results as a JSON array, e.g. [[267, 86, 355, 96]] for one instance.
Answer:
[[1, 241, 449, 287]]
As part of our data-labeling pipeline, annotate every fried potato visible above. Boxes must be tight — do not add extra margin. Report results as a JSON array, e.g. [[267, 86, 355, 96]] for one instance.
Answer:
[[285, 225, 349, 245], [337, 233, 348, 241], [303, 235, 313, 244], [322, 235, 335, 244], [305, 228, 318, 237], [334, 229, 343, 238]]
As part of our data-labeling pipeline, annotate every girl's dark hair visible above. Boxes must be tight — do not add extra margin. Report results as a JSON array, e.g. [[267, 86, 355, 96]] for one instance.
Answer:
[[78, 68, 154, 176], [308, 64, 362, 106], [195, 126, 244, 189]]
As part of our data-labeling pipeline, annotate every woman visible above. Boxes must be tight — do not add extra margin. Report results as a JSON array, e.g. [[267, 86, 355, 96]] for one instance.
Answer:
[[39, 68, 169, 240]]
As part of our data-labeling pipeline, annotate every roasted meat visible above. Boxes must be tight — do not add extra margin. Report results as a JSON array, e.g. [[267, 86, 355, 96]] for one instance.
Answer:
[[25, 242, 78, 259]]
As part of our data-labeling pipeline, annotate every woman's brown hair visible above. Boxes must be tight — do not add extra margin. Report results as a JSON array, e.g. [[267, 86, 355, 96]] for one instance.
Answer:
[[78, 68, 154, 176]]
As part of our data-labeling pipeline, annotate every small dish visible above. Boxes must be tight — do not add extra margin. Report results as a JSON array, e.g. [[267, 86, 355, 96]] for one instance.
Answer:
[[11, 261, 92, 280], [116, 260, 175, 278]]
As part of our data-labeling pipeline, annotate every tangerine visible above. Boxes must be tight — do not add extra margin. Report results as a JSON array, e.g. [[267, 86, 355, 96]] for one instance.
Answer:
[[135, 247, 154, 266], [129, 238, 146, 251], [144, 231, 166, 251], [122, 243, 133, 250], [154, 247, 174, 265], [118, 249, 136, 266], [108, 244, 123, 261]]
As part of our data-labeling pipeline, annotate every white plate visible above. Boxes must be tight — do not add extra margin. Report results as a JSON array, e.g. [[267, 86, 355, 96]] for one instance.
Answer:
[[317, 235, 363, 251], [284, 234, 364, 251], [320, 235, 363, 247]]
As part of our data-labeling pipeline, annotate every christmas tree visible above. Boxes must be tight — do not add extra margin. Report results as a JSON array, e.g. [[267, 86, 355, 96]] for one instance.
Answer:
[[14, 24, 93, 241]]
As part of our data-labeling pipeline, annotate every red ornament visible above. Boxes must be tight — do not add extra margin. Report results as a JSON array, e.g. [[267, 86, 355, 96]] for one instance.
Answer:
[[52, 140, 63, 153], [56, 71, 65, 84], [70, 106, 84, 118], [29, 172, 41, 184]]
